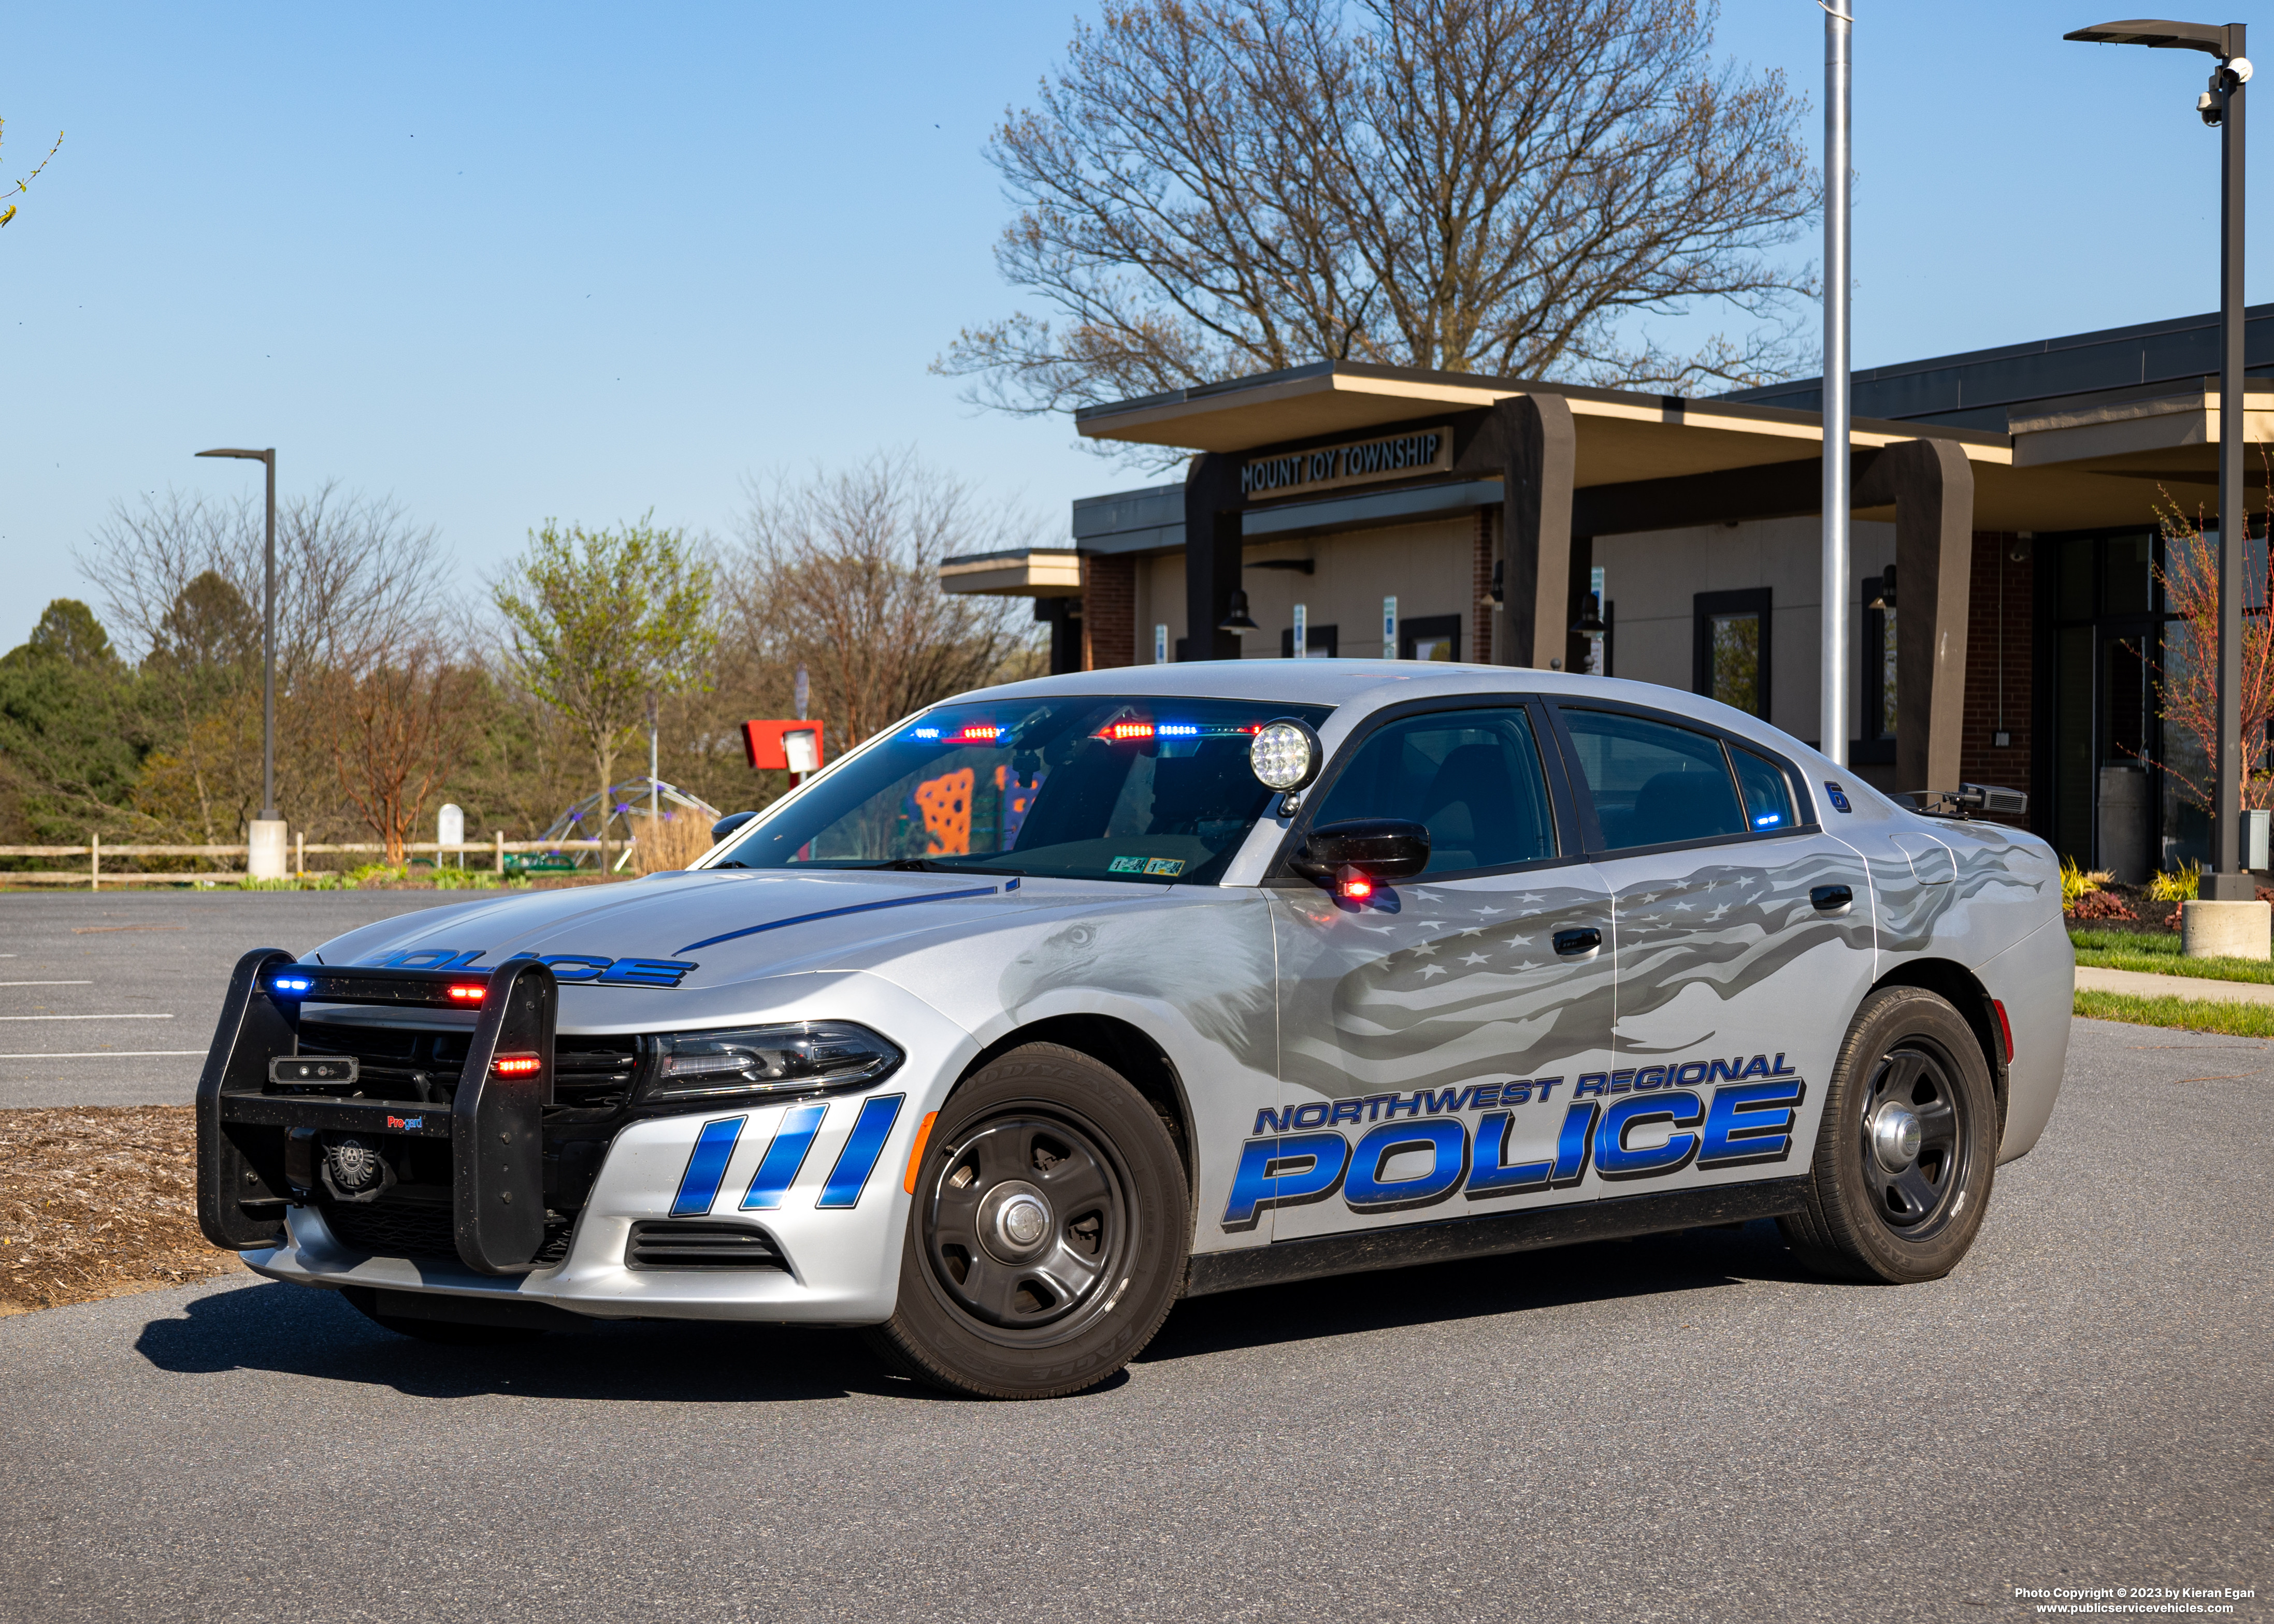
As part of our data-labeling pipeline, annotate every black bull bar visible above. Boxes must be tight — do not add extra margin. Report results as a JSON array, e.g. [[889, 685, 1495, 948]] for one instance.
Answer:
[[195, 949, 561, 1275]]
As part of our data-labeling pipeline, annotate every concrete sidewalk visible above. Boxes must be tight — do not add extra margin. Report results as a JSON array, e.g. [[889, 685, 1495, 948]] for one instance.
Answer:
[[2074, 963, 2274, 1004]]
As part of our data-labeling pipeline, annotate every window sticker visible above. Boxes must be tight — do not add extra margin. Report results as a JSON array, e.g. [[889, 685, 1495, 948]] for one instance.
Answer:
[[1143, 857, 1186, 876], [1109, 856, 1145, 873]]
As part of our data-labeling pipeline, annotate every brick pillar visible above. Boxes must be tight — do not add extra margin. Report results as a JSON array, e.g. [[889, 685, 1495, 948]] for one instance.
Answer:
[[1958, 531, 2033, 821], [1471, 510, 1494, 666], [1081, 555, 1138, 671]]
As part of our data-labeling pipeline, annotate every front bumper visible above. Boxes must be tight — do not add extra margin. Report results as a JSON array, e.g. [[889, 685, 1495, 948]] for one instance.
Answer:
[[242, 1095, 925, 1323], [199, 950, 976, 1325]]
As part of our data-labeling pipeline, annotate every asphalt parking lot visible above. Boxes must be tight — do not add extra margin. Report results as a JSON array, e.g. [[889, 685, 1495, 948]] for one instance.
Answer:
[[0, 1012, 2265, 1623], [0, 891, 489, 1107]]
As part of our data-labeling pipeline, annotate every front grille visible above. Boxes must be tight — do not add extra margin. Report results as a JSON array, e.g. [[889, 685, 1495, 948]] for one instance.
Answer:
[[321, 1193, 574, 1267], [292, 1023, 640, 1113], [626, 1220, 786, 1271]]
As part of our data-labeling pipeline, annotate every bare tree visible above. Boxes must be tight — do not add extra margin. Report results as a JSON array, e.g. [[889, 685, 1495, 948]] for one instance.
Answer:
[[324, 645, 484, 864], [731, 452, 1046, 757], [940, 0, 1817, 431], [79, 484, 455, 844]]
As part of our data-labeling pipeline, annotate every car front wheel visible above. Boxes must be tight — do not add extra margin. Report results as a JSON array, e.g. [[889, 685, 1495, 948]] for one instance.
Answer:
[[1779, 986, 1999, 1284], [864, 1043, 1189, 1399]]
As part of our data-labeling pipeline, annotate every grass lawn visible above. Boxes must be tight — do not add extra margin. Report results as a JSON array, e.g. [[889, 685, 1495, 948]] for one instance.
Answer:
[[2067, 928, 2274, 984], [2074, 989, 2274, 1036]]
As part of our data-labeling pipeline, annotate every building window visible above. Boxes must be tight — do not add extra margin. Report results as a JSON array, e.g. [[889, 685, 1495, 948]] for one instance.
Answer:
[[1692, 589, 1772, 720], [1400, 615, 1461, 662]]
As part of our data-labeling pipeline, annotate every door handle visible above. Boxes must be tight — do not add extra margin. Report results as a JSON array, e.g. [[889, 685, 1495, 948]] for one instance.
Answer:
[[1811, 885, 1854, 911], [1553, 926, 1602, 956]]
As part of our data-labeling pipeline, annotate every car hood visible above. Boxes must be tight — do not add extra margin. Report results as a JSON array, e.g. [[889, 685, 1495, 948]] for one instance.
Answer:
[[309, 869, 1093, 995]]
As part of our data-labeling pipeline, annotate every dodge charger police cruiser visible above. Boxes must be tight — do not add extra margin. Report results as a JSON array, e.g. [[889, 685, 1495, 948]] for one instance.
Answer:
[[196, 662, 2071, 1399]]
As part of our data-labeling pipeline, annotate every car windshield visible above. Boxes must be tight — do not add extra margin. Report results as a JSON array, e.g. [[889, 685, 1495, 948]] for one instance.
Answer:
[[711, 695, 1334, 885]]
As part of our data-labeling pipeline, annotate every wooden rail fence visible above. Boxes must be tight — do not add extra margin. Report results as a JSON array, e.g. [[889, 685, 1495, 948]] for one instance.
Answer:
[[0, 835, 612, 888]]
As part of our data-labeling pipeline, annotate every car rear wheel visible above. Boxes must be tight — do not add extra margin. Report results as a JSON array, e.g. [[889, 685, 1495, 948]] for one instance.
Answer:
[[864, 1043, 1189, 1400], [1779, 986, 1998, 1284]]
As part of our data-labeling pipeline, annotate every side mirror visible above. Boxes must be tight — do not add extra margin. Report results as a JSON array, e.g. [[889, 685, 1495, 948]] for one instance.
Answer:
[[711, 811, 758, 843], [1288, 819, 1431, 887]]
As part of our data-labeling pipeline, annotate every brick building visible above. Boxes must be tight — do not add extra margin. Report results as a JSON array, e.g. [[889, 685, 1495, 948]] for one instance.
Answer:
[[942, 304, 2274, 876]]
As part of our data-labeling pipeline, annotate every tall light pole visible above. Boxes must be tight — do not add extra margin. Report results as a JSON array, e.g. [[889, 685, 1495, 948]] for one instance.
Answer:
[[2066, 20, 2252, 896], [196, 445, 284, 879], [1820, 1, 1853, 772]]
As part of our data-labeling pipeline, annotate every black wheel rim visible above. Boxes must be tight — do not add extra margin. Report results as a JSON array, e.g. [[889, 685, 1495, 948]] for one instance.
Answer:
[[922, 1111, 1132, 1343], [1857, 1041, 1970, 1240]]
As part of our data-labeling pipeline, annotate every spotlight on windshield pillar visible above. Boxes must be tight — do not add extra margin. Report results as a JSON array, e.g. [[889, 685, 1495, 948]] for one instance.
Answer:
[[1218, 589, 1260, 634]]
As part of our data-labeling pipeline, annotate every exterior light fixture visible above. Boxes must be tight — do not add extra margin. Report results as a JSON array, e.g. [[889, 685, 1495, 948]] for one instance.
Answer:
[[1570, 592, 1607, 635], [1218, 589, 1260, 633], [1867, 565, 1896, 610]]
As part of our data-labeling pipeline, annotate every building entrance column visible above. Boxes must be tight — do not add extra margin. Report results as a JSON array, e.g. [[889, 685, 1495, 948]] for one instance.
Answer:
[[1855, 439, 1976, 793]]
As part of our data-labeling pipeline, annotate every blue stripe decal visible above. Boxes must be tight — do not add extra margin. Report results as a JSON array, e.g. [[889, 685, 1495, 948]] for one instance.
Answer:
[[675, 886, 999, 955], [740, 1103, 828, 1209], [817, 1095, 906, 1209], [669, 1117, 746, 1217]]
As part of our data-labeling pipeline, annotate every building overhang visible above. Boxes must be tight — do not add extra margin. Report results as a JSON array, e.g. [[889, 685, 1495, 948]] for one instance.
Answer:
[[938, 548, 1084, 598], [1073, 360, 2013, 489]]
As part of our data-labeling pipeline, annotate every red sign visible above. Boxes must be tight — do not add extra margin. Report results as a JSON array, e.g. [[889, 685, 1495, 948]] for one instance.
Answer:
[[741, 720, 825, 773]]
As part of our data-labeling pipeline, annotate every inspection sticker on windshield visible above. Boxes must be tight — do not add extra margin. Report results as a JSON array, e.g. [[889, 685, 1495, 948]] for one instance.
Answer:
[[1143, 858, 1185, 876], [1109, 857, 1144, 873]]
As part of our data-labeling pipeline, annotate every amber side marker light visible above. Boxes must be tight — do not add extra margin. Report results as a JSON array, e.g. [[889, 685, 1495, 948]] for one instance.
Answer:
[[903, 1111, 939, 1193], [492, 1054, 542, 1077]]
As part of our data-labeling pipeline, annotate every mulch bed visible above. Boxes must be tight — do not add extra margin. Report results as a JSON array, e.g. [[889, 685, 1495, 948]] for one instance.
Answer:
[[0, 1107, 246, 1315]]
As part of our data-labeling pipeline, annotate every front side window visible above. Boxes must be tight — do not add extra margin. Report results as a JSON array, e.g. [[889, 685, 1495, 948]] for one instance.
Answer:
[[1561, 708, 1746, 851], [711, 696, 1333, 886], [1306, 706, 1557, 874]]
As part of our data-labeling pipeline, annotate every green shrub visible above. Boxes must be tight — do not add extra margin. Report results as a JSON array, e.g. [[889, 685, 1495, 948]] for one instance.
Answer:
[[430, 868, 500, 890], [348, 862, 407, 887], [2147, 861, 2200, 903]]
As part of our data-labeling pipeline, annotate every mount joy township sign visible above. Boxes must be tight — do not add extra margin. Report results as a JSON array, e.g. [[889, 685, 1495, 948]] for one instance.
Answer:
[[1241, 425, 1452, 501]]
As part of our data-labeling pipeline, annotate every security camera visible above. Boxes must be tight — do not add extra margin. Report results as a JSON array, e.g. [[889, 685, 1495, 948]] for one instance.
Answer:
[[2200, 89, 2224, 127]]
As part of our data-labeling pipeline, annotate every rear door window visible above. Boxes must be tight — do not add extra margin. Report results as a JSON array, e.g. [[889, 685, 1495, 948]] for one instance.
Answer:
[[1559, 708, 1746, 852]]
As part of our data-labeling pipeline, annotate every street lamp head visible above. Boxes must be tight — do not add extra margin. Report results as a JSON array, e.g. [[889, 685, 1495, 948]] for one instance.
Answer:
[[2064, 19, 2243, 59], [196, 447, 274, 462]]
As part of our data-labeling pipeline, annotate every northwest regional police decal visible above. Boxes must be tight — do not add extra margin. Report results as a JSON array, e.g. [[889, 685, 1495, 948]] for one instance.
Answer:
[[1223, 1052, 1806, 1231]]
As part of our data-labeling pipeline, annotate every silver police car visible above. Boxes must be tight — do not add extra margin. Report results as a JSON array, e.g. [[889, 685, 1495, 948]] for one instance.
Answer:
[[197, 662, 2071, 1398]]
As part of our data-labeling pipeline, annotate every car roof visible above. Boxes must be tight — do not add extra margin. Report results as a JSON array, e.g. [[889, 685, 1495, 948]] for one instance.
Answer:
[[940, 660, 1845, 779]]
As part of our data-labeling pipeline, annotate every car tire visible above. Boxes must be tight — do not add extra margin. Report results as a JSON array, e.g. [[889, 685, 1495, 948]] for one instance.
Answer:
[[863, 1043, 1190, 1400], [339, 1285, 548, 1345], [1778, 986, 1999, 1285]]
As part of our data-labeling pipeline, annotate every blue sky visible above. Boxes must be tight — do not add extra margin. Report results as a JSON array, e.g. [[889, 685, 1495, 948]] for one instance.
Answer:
[[2, 2, 2264, 654]]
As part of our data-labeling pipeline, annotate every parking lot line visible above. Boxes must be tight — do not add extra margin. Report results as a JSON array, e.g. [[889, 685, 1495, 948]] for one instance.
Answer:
[[0, 981, 95, 987], [0, 1013, 175, 1022], [0, 1050, 205, 1059]]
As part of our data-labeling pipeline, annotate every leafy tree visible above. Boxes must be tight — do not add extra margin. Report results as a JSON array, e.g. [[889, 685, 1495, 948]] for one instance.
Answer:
[[940, 0, 1818, 436], [493, 517, 718, 872], [3, 599, 121, 672], [0, 600, 147, 854]]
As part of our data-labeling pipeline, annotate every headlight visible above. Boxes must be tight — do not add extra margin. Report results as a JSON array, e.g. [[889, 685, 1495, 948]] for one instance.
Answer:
[[638, 1021, 903, 1108]]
